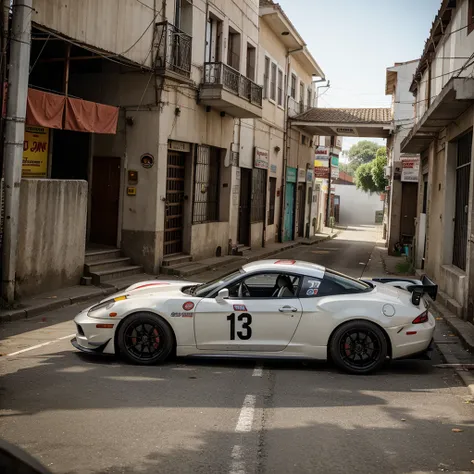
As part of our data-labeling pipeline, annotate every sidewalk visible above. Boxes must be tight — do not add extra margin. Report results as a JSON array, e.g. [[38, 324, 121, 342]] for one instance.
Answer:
[[0, 227, 342, 325], [364, 235, 474, 396]]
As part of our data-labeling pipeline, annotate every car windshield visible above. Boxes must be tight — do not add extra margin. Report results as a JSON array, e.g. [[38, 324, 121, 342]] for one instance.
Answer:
[[183, 269, 245, 297]]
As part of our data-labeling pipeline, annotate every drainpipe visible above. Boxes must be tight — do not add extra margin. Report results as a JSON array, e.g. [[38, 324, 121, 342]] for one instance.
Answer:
[[2, 0, 32, 303]]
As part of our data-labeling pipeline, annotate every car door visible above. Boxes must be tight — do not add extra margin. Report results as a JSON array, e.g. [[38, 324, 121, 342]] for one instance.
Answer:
[[194, 272, 303, 352]]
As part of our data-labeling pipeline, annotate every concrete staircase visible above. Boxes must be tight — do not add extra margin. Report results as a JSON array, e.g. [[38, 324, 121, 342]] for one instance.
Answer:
[[160, 253, 200, 277], [84, 248, 143, 285]]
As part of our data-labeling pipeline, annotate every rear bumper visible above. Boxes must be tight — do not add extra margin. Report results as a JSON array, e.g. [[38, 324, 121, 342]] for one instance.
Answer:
[[397, 338, 434, 360]]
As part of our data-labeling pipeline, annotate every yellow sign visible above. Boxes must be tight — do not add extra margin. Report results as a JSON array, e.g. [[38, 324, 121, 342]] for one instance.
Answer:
[[22, 126, 49, 177]]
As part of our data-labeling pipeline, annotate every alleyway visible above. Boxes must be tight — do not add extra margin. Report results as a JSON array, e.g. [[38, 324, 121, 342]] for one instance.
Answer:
[[1, 226, 473, 473]]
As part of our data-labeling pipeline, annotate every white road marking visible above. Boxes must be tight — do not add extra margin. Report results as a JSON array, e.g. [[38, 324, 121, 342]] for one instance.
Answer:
[[252, 365, 263, 377], [4, 334, 75, 358], [229, 445, 245, 474], [235, 394, 256, 433]]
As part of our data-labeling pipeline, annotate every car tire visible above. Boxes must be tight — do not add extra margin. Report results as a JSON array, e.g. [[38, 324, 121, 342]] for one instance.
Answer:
[[329, 320, 388, 375], [117, 312, 174, 365]]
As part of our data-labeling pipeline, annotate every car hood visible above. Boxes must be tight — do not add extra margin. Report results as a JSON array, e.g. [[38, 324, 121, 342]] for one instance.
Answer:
[[100, 280, 197, 302]]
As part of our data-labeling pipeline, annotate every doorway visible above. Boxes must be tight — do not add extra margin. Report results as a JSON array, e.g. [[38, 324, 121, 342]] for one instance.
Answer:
[[238, 168, 251, 246], [400, 182, 418, 239], [90, 156, 121, 246], [297, 184, 305, 238], [284, 182, 295, 241], [164, 151, 186, 255]]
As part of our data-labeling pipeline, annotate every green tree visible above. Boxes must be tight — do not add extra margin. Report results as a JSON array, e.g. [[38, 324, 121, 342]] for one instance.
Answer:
[[338, 162, 355, 177], [354, 146, 388, 194], [347, 140, 380, 170]]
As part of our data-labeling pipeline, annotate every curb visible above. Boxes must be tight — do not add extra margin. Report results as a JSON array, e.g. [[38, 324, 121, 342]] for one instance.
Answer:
[[429, 298, 474, 397], [0, 281, 131, 324]]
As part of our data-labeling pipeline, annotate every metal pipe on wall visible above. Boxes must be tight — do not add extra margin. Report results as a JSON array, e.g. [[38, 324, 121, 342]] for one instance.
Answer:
[[2, 0, 32, 303]]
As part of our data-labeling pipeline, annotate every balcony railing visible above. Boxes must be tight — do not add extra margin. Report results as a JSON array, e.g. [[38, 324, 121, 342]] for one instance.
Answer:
[[155, 21, 191, 78], [203, 62, 262, 107]]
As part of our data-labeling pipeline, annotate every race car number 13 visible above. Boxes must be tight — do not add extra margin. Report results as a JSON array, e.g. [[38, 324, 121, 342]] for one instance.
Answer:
[[227, 313, 252, 340]]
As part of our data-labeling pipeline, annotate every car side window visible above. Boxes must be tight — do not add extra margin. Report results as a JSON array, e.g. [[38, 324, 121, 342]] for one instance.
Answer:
[[227, 273, 300, 299], [299, 276, 323, 297], [318, 270, 371, 297]]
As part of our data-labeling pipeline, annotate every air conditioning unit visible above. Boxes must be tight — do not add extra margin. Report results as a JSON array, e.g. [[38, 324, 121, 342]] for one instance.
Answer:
[[384, 166, 392, 178]]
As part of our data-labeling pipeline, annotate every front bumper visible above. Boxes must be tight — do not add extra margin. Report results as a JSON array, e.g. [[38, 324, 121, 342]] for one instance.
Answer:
[[71, 308, 117, 355]]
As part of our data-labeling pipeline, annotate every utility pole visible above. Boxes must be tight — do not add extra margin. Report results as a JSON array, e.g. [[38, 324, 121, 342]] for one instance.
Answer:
[[2, 0, 32, 303]]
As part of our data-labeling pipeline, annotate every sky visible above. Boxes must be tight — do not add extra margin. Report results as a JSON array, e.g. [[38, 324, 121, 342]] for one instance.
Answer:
[[277, 0, 441, 151]]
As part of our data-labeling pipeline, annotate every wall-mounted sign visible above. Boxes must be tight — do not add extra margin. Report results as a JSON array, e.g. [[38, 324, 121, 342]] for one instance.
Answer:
[[127, 186, 136, 196], [254, 147, 269, 169], [298, 168, 306, 182], [22, 126, 49, 178], [314, 146, 329, 178], [306, 169, 313, 183], [270, 164, 277, 175], [286, 166, 297, 183], [140, 153, 154, 169], [331, 165, 340, 180], [330, 153, 339, 167], [168, 140, 190, 152], [401, 157, 419, 182]]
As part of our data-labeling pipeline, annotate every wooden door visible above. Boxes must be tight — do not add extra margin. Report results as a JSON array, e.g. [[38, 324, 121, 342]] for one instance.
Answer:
[[90, 156, 121, 246], [400, 182, 418, 238], [164, 151, 186, 255], [238, 168, 251, 246]]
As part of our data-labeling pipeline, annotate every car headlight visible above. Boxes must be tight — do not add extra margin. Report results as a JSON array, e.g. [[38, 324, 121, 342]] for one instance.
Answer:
[[88, 295, 128, 318]]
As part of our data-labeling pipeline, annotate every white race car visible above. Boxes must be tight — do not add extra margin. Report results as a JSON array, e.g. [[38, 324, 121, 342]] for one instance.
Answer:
[[71, 259, 437, 374]]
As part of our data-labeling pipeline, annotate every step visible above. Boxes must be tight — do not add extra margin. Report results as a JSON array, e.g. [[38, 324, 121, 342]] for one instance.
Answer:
[[85, 249, 122, 263], [85, 257, 132, 274], [162, 253, 192, 267], [160, 262, 206, 278], [91, 265, 143, 285]]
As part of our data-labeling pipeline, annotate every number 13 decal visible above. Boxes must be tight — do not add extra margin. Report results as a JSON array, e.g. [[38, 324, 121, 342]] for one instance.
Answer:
[[226, 313, 252, 340]]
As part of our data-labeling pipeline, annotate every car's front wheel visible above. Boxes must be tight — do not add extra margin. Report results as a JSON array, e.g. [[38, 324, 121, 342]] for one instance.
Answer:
[[117, 312, 174, 365], [329, 320, 388, 374]]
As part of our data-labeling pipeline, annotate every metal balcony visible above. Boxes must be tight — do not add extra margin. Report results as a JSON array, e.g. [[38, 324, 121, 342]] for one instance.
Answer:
[[199, 62, 263, 118], [154, 22, 192, 80]]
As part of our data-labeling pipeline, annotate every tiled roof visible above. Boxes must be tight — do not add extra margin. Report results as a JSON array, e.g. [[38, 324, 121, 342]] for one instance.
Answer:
[[293, 108, 392, 124]]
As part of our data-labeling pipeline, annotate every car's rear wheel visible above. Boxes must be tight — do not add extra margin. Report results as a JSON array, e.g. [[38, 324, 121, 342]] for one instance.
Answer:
[[117, 312, 174, 365], [329, 321, 388, 375]]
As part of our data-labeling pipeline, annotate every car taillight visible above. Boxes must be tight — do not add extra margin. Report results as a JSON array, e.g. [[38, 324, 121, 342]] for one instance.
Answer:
[[412, 311, 428, 324]]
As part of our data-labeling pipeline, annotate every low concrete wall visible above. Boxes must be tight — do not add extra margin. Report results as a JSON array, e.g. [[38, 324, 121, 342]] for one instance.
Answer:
[[16, 179, 88, 298], [191, 222, 230, 260], [334, 184, 383, 226]]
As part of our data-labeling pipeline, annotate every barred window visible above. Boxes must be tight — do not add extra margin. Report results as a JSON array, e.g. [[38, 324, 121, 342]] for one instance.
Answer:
[[251, 168, 266, 223], [193, 146, 220, 224], [268, 177, 277, 225]]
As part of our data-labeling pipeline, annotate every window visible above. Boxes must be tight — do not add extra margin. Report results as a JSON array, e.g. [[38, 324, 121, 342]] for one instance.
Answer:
[[268, 177, 277, 225], [307, 88, 312, 108], [301, 134, 307, 145], [469, 0, 474, 35], [246, 43, 256, 81], [290, 74, 296, 99], [277, 69, 283, 106], [227, 29, 240, 70], [227, 273, 301, 298], [193, 145, 220, 224], [299, 82, 305, 112], [263, 56, 270, 98], [206, 16, 223, 62], [270, 63, 277, 101], [316, 270, 372, 297], [251, 168, 266, 222], [189, 269, 244, 297]]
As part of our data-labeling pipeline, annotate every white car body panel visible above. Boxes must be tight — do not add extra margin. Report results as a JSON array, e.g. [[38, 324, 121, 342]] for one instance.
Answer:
[[72, 260, 435, 363]]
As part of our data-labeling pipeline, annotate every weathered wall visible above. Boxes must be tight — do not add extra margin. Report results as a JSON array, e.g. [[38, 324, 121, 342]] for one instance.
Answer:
[[191, 222, 230, 260], [334, 184, 383, 226], [16, 179, 88, 298]]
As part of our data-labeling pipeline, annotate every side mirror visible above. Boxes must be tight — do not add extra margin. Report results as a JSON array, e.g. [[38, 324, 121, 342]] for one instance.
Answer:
[[216, 288, 229, 302]]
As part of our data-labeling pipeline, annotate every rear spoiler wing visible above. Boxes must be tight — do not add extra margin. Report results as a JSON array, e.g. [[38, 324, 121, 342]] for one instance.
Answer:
[[361, 275, 438, 305]]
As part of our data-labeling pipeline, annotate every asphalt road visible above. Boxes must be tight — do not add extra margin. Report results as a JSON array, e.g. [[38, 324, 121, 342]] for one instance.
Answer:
[[1, 226, 473, 474]]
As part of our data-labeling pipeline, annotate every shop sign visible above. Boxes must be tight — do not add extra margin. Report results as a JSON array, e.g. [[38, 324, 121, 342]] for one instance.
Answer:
[[254, 147, 269, 169], [306, 169, 313, 183], [314, 166, 329, 179], [286, 166, 297, 183], [331, 165, 339, 179], [168, 140, 190, 152], [22, 126, 49, 178], [298, 168, 306, 182], [401, 158, 419, 182], [330, 154, 339, 167], [315, 146, 329, 167]]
